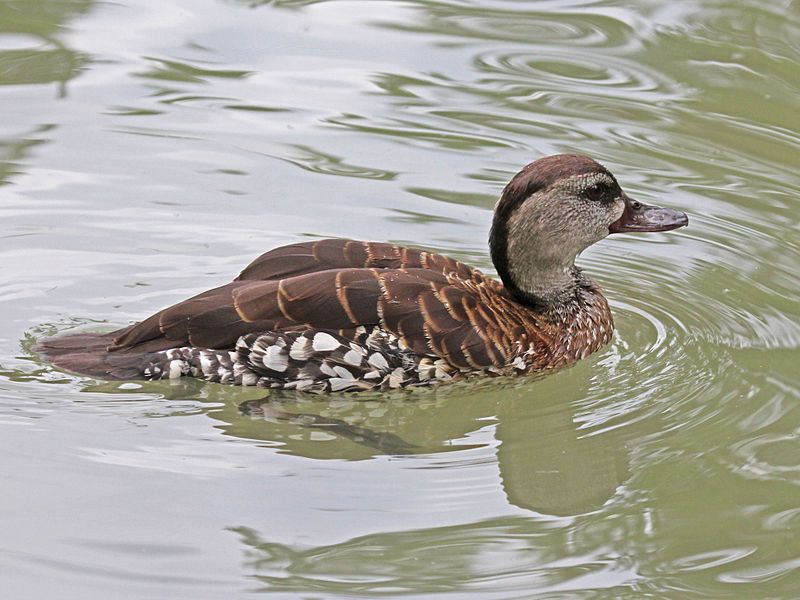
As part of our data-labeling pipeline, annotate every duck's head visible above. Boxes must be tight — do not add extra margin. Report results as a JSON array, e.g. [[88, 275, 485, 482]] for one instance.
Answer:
[[489, 154, 688, 307]]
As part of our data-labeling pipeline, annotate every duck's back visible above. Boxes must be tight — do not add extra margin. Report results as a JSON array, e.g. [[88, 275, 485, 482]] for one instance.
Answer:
[[236, 238, 478, 282]]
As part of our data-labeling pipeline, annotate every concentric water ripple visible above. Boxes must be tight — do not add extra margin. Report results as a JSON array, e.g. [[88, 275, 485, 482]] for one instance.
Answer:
[[380, 1, 636, 48], [474, 50, 681, 97]]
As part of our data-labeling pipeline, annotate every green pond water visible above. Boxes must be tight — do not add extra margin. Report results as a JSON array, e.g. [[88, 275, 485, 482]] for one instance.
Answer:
[[1, 0, 798, 597]]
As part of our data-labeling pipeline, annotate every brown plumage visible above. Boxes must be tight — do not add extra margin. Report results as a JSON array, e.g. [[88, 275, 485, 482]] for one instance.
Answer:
[[35, 155, 688, 391]]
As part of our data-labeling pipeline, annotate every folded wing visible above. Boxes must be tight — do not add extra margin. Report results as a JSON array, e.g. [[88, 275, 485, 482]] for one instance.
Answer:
[[110, 257, 516, 370], [236, 238, 482, 283]]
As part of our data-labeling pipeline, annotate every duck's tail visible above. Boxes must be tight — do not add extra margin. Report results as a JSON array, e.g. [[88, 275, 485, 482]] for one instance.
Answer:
[[33, 331, 149, 380]]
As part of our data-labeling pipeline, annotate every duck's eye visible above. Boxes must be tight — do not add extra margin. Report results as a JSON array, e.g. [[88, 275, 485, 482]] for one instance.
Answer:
[[585, 183, 607, 202]]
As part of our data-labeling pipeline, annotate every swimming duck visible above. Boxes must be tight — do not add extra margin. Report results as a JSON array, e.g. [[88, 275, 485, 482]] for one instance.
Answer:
[[36, 154, 687, 392]]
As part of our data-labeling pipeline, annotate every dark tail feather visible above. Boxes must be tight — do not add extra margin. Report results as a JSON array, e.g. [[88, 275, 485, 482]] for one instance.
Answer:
[[33, 332, 149, 380]]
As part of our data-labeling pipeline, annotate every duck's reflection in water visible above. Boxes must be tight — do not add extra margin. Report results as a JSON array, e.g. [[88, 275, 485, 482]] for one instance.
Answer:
[[80, 356, 630, 515], [239, 399, 422, 455], [223, 365, 629, 517], [80, 362, 633, 589], [222, 370, 632, 593]]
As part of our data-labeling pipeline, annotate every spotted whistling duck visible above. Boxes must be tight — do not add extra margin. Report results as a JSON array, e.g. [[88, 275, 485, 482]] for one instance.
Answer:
[[36, 154, 688, 392]]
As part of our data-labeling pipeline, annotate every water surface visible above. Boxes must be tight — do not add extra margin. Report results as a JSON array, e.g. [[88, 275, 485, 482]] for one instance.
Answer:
[[1, 0, 798, 597]]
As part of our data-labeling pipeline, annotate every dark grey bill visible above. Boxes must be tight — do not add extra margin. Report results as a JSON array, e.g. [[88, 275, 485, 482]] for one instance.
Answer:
[[609, 194, 688, 234]]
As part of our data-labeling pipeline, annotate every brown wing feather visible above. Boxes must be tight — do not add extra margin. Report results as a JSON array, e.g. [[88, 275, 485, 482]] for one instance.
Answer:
[[236, 238, 489, 283], [110, 281, 291, 351], [110, 282, 242, 349], [108, 240, 517, 369], [110, 269, 382, 352], [375, 269, 514, 369], [232, 269, 382, 328]]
